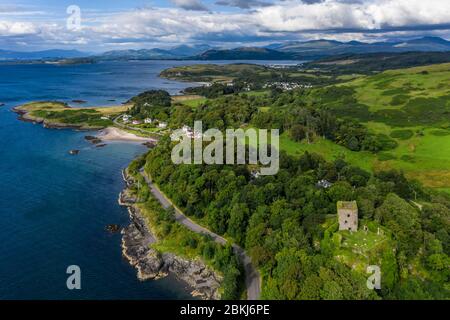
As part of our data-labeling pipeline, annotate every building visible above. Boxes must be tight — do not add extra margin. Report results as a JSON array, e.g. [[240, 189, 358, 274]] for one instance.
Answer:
[[158, 122, 168, 129], [181, 125, 201, 139], [316, 179, 333, 189], [122, 115, 131, 123], [132, 120, 142, 125], [144, 118, 153, 124], [100, 116, 109, 120], [337, 201, 358, 232]]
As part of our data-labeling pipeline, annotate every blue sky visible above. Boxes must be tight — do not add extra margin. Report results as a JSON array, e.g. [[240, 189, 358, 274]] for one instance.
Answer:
[[1, 0, 449, 52]]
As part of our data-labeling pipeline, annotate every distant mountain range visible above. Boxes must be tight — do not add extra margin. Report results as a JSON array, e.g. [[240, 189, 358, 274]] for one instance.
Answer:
[[0, 49, 88, 60], [266, 37, 450, 59], [96, 37, 450, 61], [195, 47, 295, 60], [93, 44, 214, 61], [1, 37, 449, 62]]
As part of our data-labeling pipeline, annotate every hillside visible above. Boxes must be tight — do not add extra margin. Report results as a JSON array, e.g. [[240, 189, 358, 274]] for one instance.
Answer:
[[305, 52, 450, 74], [195, 47, 296, 60], [271, 37, 450, 56], [160, 61, 450, 191], [143, 60, 450, 300], [0, 49, 88, 60], [278, 63, 450, 190]]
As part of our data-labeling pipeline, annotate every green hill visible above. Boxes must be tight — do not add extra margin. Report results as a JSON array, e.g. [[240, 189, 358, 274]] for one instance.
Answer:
[[280, 63, 450, 190]]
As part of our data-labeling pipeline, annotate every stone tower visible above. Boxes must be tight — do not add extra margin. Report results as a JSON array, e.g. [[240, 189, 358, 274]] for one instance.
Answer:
[[337, 201, 358, 232]]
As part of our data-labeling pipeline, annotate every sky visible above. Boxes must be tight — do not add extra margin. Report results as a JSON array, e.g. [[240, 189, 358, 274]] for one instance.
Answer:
[[0, 0, 450, 52]]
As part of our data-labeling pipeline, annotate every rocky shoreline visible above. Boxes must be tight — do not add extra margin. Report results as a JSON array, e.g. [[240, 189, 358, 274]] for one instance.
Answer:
[[119, 170, 222, 300]]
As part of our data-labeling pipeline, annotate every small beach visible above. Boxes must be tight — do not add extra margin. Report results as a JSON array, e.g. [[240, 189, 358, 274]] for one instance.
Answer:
[[97, 127, 157, 143]]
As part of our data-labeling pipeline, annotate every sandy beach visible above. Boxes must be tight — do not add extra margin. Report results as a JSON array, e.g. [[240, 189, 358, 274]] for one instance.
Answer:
[[97, 127, 156, 142]]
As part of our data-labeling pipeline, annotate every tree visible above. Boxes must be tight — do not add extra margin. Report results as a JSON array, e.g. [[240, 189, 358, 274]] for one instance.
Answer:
[[128, 90, 171, 117], [228, 203, 250, 246], [290, 124, 307, 142], [375, 193, 422, 256]]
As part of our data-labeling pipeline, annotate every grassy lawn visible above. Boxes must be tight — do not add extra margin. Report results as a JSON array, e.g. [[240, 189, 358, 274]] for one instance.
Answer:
[[278, 63, 450, 190], [280, 126, 450, 189], [347, 63, 450, 113], [16, 101, 130, 129], [160, 64, 264, 83], [280, 133, 376, 172], [172, 95, 207, 108]]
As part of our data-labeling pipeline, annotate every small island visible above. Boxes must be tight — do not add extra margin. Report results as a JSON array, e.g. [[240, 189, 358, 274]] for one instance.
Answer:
[[13, 101, 128, 130]]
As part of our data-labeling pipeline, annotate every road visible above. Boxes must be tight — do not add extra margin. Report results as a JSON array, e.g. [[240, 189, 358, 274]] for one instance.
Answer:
[[139, 169, 261, 300]]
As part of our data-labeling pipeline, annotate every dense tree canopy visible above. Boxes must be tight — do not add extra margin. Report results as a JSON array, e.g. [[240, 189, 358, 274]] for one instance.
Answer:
[[144, 137, 449, 300]]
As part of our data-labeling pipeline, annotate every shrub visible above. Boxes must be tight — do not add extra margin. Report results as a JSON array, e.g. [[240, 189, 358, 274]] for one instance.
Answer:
[[390, 129, 414, 140]]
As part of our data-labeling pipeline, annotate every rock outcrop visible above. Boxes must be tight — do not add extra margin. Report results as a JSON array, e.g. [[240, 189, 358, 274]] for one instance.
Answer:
[[120, 170, 222, 300]]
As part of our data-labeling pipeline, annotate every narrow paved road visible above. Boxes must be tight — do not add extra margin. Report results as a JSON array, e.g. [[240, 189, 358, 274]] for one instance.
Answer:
[[139, 169, 261, 300]]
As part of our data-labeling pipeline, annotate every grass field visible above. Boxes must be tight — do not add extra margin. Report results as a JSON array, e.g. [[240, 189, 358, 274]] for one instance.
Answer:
[[320, 218, 397, 286], [160, 63, 335, 85], [281, 127, 450, 190], [15, 101, 130, 129], [280, 63, 450, 191], [172, 95, 207, 108], [160, 64, 265, 83], [349, 63, 450, 114]]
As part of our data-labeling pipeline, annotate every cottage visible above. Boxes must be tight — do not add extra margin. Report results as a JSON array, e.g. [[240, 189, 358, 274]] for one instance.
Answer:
[[158, 122, 168, 129], [122, 114, 131, 123], [132, 120, 142, 125], [181, 125, 201, 139], [316, 179, 333, 189], [337, 201, 358, 232], [144, 118, 153, 124]]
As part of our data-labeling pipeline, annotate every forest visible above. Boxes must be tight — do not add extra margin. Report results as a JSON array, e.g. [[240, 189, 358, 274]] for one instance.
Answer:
[[128, 62, 450, 299], [144, 137, 449, 299]]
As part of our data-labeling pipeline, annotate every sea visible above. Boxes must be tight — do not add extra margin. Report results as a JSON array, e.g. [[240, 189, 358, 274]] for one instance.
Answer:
[[0, 59, 300, 299]]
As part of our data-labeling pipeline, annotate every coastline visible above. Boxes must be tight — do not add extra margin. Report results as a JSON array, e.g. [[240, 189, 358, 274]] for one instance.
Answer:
[[98, 127, 156, 143], [13, 100, 222, 300], [13, 105, 104, 131], [13, 105, 155, 143], [119, 169, 223, 300]]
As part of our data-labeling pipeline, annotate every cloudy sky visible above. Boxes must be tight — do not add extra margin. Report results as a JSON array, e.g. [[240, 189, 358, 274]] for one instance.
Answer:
[[1, 0, 449, 52]]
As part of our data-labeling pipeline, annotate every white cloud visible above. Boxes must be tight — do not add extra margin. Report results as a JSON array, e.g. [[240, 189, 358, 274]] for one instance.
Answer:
[[0, 0, 449, 50], [170, 0, 209, 11], [0, 21, 38, 35], [255, 0, 450, 32]]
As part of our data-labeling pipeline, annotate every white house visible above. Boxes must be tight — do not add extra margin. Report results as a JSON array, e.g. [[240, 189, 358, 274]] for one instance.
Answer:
[[158, 122, 168, 129], [100, 116, 109, 120], [122, 115, 131, 123], [181, 125, 201, 139], [144, 118, 153, 124]]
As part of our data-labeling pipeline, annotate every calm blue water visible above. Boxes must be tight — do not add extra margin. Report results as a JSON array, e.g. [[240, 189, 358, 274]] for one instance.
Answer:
[[0, 60, 301, 299]]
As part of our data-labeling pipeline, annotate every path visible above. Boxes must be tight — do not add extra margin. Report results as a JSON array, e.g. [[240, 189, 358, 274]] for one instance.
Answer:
[[139, 169, 261, 300]]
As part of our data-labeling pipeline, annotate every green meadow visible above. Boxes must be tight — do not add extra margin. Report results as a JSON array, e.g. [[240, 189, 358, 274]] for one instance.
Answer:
[[280, 63, 450, 191]]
